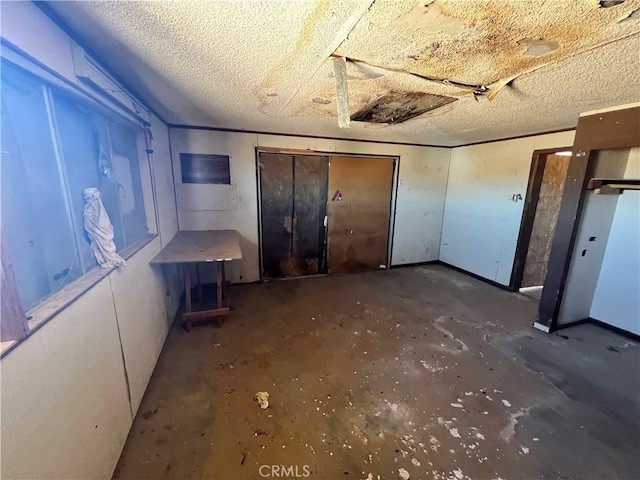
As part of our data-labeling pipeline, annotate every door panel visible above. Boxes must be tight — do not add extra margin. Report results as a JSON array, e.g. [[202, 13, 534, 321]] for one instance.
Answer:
[[327, 156, 394, 273], [259, 152, 329, 278], [293, 155, 328, 275], [259, 153, 294, 278], [522, 154, 570, 287]]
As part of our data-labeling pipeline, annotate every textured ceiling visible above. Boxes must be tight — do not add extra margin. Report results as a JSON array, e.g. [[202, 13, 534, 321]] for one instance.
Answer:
[[45, 0, 640, 146]]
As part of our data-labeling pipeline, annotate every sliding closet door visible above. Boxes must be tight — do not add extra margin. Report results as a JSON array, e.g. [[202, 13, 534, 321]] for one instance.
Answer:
[[259, 152, 328, 278], [327, 156, 394, 273], [260, 153, 293, 278], [293, 155, 329, 275]]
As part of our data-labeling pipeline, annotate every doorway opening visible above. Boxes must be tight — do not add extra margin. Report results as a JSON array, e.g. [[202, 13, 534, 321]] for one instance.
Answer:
[[257, 150, 396, 280], [512, 148, 572, 297]]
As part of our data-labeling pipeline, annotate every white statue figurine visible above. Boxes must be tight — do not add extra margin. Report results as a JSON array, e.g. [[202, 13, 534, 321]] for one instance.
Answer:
[[83, 187, 127, 268]]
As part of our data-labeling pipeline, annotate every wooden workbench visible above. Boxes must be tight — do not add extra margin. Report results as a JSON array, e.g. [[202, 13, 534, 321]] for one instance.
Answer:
[[150, 230, 242, 330]]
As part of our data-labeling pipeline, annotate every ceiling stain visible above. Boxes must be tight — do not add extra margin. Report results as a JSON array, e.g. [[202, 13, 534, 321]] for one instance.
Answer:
[[255, 0, 375, 116], [391, 1, 480, 37], [335, 0, 640, 87], [256, 0, 333, 114], [45, 0, 640, 145], [339, 56, 486, 94], [350, 91, 457, 124], [518, 38, 560, 57]]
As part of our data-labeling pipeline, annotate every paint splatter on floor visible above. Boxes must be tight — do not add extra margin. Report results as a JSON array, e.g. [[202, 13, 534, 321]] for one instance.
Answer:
[[112, 266, 640, 480]]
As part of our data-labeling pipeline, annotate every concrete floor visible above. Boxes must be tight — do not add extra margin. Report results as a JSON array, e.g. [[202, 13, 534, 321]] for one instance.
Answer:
[[113, 265, 640, 480]]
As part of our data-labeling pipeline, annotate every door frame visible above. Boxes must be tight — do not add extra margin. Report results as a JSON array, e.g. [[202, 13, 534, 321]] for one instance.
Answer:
[[509, 146, 572, 291], [255, 147, 399, 280], [537, 105, 640, 332]]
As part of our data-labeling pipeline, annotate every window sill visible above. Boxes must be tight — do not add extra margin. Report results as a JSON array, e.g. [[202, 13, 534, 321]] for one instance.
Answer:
[[0, 234, 157, 359]]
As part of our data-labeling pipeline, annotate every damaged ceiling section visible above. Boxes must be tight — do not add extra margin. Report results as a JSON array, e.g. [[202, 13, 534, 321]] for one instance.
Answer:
[[350, 91, 457, 124], [313, 0, 640, 126], [45, 0, 640, 144]]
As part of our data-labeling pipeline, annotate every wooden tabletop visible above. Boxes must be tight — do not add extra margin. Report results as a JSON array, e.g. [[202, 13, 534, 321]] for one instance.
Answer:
[[150, 230, 242, 264]]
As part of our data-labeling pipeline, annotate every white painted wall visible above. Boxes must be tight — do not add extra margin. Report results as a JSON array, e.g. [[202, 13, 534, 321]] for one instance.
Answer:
[[169, 129, 260, 283], [440, 131, 576, 286], [0, 2, 180, 478], [1, 274, 136, 479], [150, 114, 180, 249], [169, 129, 451, 282], [590, 148, 640, 334], [557, 149, 630, 327], [391, 145, 451, 265]]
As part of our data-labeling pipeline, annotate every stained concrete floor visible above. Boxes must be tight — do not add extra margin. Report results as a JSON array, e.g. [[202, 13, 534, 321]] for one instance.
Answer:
[[113, 265, 640, 480]]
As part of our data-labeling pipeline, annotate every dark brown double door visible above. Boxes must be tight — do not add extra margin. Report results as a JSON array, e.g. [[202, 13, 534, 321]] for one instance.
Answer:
[[259, 152, 394, 279]]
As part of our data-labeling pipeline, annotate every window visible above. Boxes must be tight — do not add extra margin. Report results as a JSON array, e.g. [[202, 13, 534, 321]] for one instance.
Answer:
[[1, 61, 149, 322], [180, 153, 231, 184]]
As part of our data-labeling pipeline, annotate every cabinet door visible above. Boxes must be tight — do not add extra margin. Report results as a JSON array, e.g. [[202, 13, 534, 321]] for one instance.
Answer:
[[327, 156, 394, 274]]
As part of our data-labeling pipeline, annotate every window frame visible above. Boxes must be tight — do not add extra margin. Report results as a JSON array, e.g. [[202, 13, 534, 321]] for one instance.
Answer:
[[0, 58, 158, 357]]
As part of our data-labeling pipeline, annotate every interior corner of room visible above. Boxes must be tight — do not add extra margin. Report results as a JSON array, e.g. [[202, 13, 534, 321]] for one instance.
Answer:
[[1, 1, 639, 479]]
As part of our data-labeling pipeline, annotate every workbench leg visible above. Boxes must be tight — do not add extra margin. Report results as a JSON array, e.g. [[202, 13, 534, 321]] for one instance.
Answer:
[[216, 261, 224, 327], [196, 264, 202, 303], [184, 265, 192, 332], [222, 262, 227, 300]]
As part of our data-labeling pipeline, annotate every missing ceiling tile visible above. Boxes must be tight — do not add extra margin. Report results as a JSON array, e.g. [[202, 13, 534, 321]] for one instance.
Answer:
[[518, 37, 559, 57], [350, 91, 456, 124]]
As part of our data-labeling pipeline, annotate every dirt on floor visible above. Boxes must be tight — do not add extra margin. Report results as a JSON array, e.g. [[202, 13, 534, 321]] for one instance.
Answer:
[[113, 265, 640, 480]]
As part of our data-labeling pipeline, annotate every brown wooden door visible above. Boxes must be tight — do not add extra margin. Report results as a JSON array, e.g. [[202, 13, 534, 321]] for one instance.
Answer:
[[259, 152, 328, 278], [327, 156, 394, 273]]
